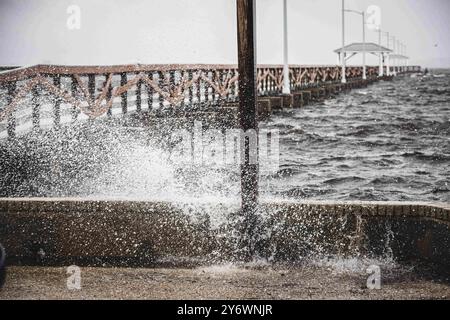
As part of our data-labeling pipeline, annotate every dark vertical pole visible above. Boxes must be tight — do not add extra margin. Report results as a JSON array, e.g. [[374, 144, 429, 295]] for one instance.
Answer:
[[32, 85, 40, 131], [158, 71, 164, 113], [188, 71, 193, 107], [210, 71, 216, 102], [53, 75, 61, 128], [105, 74, 112, 117], [88, 74, 96, 101], [120, 72, 127, 114], [71, 76, 78, 121], [263, 71, 268, 95], [196, 74, 202, 106], [147, 72, 153, 110], [170, 70, 175, 114], [203, 71, 209, 104], [237, 0, 258, 260], [88, 74, 96, 122], [7, 81, 17, 138], [136, 74, 142, 113]]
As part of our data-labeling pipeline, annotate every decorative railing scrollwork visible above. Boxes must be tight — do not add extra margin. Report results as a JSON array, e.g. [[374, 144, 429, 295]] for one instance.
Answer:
[[0, 64, 421, 138]]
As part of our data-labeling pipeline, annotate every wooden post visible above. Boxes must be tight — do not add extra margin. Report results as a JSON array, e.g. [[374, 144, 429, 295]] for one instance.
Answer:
[[196, 74, 202, 106], [158, 71, 164, 112], [88, 74, 96, 101], [237, 0, 258, 260], [188, 71, 194, 107], [105, 74, 112, 117], [6, 82, 17, 138], [88, 74, 96, 122], [53, 75, 61, 128], [147, 72, 153, 110], [204, 71, 211, 104], [31, 86, 40, 131], [136, 74, 142, 113], [71, 76, 78, 121], [120, 73, 127, 114], [169, 70, 175, 112]]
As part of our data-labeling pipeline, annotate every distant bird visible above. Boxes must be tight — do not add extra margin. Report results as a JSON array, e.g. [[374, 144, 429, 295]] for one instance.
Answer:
[[0, 243, 6, 288]]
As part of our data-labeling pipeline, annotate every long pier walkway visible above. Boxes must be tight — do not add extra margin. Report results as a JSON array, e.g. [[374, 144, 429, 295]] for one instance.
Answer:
[[0, 64, 420, 138]]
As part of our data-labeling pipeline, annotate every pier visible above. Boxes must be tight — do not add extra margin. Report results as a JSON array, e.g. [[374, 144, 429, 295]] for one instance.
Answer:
[[0, 0, 448, 302], [0, 63, 420, 138]]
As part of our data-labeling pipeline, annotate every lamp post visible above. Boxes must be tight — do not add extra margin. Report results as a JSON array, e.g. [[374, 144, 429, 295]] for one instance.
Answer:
[[391, 36, 397, 76], [377, 28, 383, 77], [345, 8, 366, 80], [341, 0, 346, 83], [378, 30, 391, 76], [282, 0, 290, 94]]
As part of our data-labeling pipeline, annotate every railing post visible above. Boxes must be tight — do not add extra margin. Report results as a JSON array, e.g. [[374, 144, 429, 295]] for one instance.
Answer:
[[157, 71, 164, 113], [186, 70, 194, 108], [147, 72, 153, 110], [120, 73, 127, 114], [188, 71, 194, 107], [87, 74, 96, 122], [237, 0, 258, 260], [196, 72, 202, 106], [105, 74, 112, 117], [136, 74, 142, 113], [169, 70, 176, 112], [32, 85, 40, 131], [88, 74, 96, 104], [53, 75, 61, 128], [6, 81, 17, 138], [204, 70, 211, 104], [71, 76, 78, 121]]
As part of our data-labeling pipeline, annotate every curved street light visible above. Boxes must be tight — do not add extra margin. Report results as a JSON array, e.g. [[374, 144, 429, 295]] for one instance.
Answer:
[[341, 0, 366, 82], [344, 9, 366, 80]]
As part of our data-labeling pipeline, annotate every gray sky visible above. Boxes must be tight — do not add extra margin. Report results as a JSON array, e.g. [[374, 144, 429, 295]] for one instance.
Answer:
[[1, 0, 449, 67]]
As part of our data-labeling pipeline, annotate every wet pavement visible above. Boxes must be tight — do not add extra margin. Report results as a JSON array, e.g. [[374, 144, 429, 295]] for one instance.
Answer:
[[1, 265, 448, 300]]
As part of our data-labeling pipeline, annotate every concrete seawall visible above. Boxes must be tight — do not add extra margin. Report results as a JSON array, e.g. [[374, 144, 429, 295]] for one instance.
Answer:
[[0, 198, 448, 268]]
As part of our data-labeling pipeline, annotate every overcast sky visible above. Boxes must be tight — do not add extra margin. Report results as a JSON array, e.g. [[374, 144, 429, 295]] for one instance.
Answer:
[[0, 0, 449, 67]]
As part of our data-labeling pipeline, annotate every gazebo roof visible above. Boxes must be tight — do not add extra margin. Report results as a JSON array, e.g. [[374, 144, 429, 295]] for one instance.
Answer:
[[334, 42, 393, 54]]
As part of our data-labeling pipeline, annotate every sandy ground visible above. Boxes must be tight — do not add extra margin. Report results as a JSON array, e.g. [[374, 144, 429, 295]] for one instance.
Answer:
[[0, 264, 449, 300]]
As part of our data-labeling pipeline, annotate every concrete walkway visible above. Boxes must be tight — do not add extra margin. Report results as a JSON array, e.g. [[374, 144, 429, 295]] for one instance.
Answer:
[[1, 265, 448, 300]]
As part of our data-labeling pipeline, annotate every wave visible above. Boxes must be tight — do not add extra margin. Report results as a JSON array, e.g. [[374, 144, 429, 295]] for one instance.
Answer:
[[369, 176, 407, 185], [323, 176, 365, 185], [401, 151, 450, 163], [279, 187, 337, 199]]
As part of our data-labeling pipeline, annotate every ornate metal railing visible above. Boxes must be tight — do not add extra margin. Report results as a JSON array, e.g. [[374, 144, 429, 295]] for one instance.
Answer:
[[0, 64, 420, 139]]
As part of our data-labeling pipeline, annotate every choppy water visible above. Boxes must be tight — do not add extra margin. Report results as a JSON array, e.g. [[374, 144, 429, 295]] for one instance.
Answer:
[[0, 70, 449, 203], [261, 70, 450, 202]]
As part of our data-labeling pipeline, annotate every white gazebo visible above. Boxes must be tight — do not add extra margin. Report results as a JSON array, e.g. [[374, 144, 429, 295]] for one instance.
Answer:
[[334, 42, 393, 79]]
